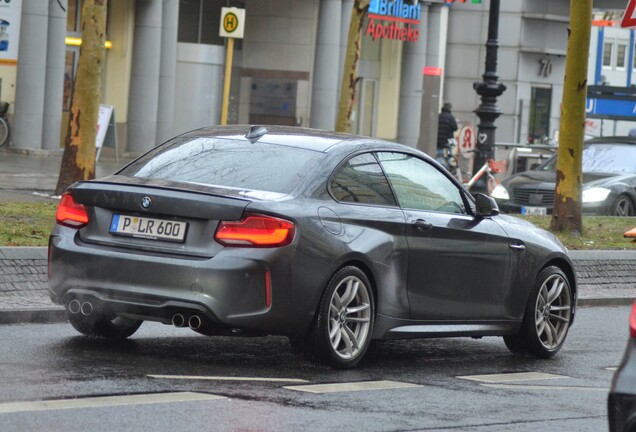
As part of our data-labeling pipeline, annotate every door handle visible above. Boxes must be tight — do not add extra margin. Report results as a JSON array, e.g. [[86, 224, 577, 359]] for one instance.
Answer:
[[509, 243, 526, 251], [411, 219, 433, 232]]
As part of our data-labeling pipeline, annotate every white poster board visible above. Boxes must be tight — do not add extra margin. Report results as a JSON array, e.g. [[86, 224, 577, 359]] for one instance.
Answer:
[[96, 104, 118, 160], [0, 0, 21, 63]]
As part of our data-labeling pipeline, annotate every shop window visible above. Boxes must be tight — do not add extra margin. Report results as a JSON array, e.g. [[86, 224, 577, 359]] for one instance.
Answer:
[[63, 51, 76, 111], [602, 42, 613, 67], [178, 0, 244, 46], [528, 86, 552, 144], [67, 0, 80, 32]]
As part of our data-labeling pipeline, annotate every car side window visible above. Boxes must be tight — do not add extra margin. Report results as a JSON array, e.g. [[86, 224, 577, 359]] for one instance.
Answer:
[[330, 153, 398, 206], [376, 152, 466, 214]]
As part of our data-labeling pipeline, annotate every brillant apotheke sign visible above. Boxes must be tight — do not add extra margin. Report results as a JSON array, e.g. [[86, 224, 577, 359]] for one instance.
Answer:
[[366, 0, 422, 42]]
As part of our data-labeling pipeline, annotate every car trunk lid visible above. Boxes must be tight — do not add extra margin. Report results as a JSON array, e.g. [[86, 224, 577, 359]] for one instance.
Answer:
[[70, 178, 251, 258]]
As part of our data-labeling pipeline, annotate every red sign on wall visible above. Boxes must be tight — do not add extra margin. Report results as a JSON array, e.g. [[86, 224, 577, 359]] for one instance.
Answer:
[[621, 0, 636, 28]]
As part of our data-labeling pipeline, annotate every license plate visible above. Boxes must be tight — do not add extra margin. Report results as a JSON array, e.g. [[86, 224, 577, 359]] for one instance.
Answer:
[[521, 206, 547, 216], [109, 214, 187, 242]]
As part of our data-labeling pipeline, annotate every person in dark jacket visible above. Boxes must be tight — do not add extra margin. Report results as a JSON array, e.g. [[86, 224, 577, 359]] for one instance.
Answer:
[[436, 102, 458, 168]]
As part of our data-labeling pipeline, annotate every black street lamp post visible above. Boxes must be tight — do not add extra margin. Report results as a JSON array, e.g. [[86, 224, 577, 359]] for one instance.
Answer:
[[472, 0, 506, 194]]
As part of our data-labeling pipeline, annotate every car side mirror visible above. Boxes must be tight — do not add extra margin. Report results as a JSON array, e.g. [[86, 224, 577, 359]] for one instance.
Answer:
[[475, 193, 500, 217]]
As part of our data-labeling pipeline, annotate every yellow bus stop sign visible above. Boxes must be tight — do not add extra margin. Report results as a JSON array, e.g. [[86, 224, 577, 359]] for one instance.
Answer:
[[219, 7, 245, 39]]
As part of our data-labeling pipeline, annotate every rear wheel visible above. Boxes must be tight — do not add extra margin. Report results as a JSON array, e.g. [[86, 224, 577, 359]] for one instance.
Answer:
[[0, 116, 9, 148], [610, 195, 635, 216], [310, 266, 374, 368], [67, 312, 142, 339], [504, 266, 572, 358]]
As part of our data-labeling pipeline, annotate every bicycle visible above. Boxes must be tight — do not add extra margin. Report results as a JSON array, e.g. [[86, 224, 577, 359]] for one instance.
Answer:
[[437, 138, 463, 183], [464, 151, 506, 196], [0, 102, 10, 148]]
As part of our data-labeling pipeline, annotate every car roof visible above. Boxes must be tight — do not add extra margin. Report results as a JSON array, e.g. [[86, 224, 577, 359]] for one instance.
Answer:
[[176, 124, 406, 153], [584, 136, 636, 146]]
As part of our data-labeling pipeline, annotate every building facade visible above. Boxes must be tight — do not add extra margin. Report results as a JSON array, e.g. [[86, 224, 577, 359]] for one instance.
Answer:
[[0, 0, 630, 158]]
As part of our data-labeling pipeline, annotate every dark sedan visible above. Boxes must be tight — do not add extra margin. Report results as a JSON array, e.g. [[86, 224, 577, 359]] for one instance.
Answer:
[[609, 301, 636, 432], [49, 125, 577, 368], [492, 137, 636, 216]]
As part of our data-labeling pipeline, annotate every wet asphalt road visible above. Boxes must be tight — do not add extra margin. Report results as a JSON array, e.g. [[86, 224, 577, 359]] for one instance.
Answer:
[[0, 305, 629, 432]]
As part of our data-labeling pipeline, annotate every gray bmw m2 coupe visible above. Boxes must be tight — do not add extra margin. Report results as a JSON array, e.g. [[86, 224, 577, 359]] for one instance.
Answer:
[[49, 125, 576, 368]]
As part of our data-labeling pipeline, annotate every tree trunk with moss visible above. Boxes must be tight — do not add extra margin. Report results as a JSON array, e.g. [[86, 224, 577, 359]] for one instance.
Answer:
[[55, 0, 108, 196], [550, 0, 592, 234], [335, 0, 370, 133]]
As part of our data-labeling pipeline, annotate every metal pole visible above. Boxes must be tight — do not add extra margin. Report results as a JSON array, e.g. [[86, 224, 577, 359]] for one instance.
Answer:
[[220, 37, 234, 126], [472, 0, 506, 194]]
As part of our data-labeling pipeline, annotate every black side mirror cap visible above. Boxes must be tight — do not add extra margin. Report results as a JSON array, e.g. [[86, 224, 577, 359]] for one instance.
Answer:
[[475, 193, 500, 217]]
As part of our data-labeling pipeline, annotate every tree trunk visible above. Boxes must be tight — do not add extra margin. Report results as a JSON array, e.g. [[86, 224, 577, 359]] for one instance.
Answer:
[[550, 0, 592, 234], [55, 0, 108, 196], [335, 0, 370, 133]]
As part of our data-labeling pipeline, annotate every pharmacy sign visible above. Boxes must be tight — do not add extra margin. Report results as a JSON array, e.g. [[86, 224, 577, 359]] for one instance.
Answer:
[[366, 0, 421, 42]]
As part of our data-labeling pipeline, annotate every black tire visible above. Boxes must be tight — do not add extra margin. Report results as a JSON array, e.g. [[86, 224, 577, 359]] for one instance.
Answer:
[[67, 312, 142, 339], [0, 116, 9, 148], [310, 266, 375, 368], [503, 266, 572, 358], [610, 195, 635, 217]]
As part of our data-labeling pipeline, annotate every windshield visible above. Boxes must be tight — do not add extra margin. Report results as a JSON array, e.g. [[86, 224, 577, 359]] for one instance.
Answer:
[[118, 137, 325, 194], [538, 143, 636, 174]]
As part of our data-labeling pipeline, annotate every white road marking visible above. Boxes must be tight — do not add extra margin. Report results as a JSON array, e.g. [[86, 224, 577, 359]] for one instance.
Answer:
[[0, 392, 224, 414], [482, 383, 608, 392], [285, 380, 421, 394], [148, 374, 309, 383], [606, 367, 618, 372], [457, 372, 566, 383]]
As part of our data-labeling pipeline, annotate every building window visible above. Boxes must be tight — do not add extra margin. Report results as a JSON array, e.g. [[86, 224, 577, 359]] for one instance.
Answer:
[[617, 44, 627, 69], [178, 0, 244, 46], [528, 86, 552, 144], [603, 42, 613, 67], [67, 0, 80, 33]]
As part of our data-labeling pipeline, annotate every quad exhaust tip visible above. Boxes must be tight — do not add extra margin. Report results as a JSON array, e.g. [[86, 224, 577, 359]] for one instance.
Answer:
[[80, 301, 93, 316], [172, 314, 186, 328], [188, 315, 202, 330], [68, 299, 81, 314]]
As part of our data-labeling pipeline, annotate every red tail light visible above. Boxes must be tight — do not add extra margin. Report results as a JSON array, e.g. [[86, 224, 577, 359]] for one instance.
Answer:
[[630, 300, 636, 338], [56, 192, 89, 228], [214, 214, 295, 247]]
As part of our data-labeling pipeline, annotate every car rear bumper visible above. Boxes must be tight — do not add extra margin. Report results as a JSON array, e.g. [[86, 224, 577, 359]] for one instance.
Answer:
[[48, 227, 321, 336]]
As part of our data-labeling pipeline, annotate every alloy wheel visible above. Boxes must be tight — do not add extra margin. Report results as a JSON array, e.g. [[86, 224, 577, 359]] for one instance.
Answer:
[[534, 273, 571, 350], [327, 275, 372, 360]]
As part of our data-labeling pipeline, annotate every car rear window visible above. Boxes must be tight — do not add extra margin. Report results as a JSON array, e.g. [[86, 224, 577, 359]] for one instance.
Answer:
[[539, 143, 636, 174], [118, 137, 325, 194]]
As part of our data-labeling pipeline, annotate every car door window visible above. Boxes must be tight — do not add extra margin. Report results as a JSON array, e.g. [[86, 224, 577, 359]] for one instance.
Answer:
[[330, 153, 397, 206], [376, 152, 466, 214]]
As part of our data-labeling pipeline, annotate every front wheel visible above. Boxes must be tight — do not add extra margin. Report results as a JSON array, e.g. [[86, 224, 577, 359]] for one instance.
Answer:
[[310, 266, 375, 368], [610, 195, 635, 216], [504, 266, 572, 358], [68, 311, 142, 339]]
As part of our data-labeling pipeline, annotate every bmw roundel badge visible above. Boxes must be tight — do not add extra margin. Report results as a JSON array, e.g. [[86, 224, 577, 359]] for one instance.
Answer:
[[140, 196, 152, 209]]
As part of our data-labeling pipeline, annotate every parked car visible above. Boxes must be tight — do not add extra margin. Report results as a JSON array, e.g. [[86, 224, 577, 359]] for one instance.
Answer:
[[608, 301, 636, 432], [492, 137, 636, 216], [49, 125, 577, 368]]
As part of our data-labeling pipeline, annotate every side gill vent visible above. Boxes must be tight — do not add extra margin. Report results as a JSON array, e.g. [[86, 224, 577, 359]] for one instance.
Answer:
[[246, 125, 268, 143]]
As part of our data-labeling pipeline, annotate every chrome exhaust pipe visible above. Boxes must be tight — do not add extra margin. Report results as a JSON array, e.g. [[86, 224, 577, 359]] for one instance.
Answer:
[[188, 315, 202, 330], [81, 301, 93, 316], [172, 314, 186, 328], [68, 299, 81, 314]]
